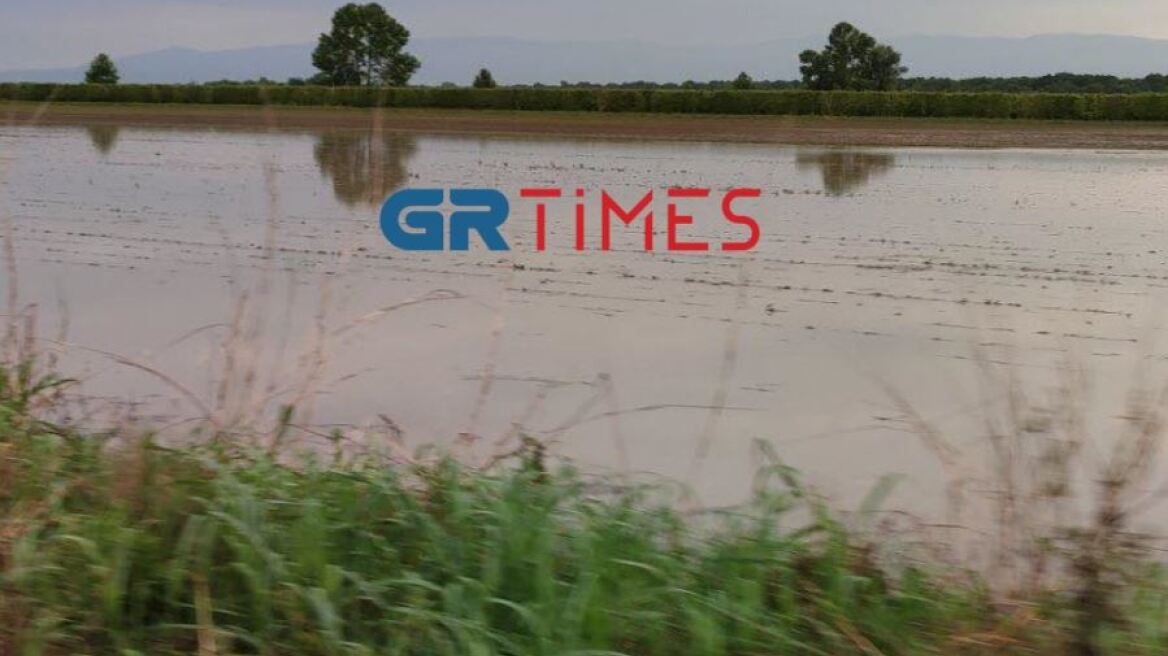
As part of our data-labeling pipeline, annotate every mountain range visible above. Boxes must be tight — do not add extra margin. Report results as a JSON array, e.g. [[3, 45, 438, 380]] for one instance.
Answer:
[[2, 34, 1167, 84]]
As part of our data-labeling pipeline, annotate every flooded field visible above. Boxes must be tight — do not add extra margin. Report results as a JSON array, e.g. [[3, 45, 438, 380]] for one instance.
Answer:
[[4, 122, 1168, 517]]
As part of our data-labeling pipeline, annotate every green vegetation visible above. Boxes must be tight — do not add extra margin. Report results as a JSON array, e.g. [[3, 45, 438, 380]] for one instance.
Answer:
[[732, 72, 753, 91], [799, 23, 906, 91], [83, 53, 119, 85], [53, 73, 1168, 97], [543, 74, 1168, 94], [7, 82, 1168, 121], [3, 361, 1168, 656], [10, 9, 1166, 122], [900, 73, 1168, 94], [474, 68, 499, 89], [311, 2, 420, 86], [0, 350, 945, 655], [3, 201, 1168, 655], [0, 414, 956, 654]]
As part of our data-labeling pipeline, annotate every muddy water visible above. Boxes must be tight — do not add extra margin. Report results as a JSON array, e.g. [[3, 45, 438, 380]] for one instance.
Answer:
[[3, 123, 1168, 518]]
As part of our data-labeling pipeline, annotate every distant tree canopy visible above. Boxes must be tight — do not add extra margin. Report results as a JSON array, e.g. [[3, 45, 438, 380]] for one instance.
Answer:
[[539, 78, 802, 91], [473, 68, 497, 89], [901, 73, 1168, 94], [312, 2, 420, 86], [174, 72, 1168, 95], [799, 22, 905, 91], [206, 77, 281, 86], [542, 73, 1168, 94], [732, 72, 753, 90], [84, 53, 119, 85]]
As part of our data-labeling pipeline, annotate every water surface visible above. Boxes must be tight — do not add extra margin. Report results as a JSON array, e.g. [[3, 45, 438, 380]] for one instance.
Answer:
[[4, 123, 1168, 517]]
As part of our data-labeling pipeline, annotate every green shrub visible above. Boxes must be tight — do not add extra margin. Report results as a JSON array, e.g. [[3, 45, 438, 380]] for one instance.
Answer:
[[4, 83, 1168, 121]]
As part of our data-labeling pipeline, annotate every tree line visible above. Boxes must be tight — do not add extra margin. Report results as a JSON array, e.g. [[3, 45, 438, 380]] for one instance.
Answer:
[[495, 74, 1168, 95], [81, 4, 1168, 95], [901, 73, 1168, 94]]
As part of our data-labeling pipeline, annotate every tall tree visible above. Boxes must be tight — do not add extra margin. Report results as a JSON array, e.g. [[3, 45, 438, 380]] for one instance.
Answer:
[[473, 68, 497, 89], [732, 71, 754, 90], [861, 44, 905, 91], [84, 53, 119, 84], [798, 48, 834, 91], [312, 3, 420, 86], [799, 22, 905, 91]]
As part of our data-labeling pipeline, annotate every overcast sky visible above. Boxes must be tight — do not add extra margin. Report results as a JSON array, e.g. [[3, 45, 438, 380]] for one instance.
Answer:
[[3, 0, 1168, 69]]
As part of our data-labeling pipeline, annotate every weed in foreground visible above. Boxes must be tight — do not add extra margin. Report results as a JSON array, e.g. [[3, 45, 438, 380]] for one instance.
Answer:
[[0, 399, 1033, 656]]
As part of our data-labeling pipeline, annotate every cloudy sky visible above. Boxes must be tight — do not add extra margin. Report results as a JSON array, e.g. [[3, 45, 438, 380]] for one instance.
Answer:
[[3, 0, 1168, 69]]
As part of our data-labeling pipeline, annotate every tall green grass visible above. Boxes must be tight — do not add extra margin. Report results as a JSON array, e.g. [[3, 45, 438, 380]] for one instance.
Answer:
[[0, 413, 969, 655], [5, 83, 1168, 120], [4, 360, 1168, 655]]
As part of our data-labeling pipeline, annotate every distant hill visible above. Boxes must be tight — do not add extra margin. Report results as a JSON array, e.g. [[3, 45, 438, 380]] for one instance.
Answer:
[[896, 34, 1168, 79], [2, 33, 1167, 85], [0, 44, 316, 84]]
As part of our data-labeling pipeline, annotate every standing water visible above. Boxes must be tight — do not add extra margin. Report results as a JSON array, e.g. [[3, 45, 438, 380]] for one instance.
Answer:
[[3, 123, 1168, 518]]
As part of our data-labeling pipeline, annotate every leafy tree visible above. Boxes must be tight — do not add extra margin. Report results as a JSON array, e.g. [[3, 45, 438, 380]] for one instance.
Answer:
[[732, 71, 753, 90], [797, 49, 834, 91], [312, 3, 420, 86], [861, 45, 904, 91], [84, 53, 119, 84], [473, 68, 497, 89], [799, 22, 906, 91]]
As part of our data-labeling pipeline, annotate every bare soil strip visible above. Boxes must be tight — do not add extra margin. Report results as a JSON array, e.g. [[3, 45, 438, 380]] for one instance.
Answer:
[[6, 101, 1168, 149]]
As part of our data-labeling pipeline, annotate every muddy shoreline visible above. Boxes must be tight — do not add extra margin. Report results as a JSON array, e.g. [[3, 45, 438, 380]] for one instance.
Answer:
[[6, 100, 1168, 149]]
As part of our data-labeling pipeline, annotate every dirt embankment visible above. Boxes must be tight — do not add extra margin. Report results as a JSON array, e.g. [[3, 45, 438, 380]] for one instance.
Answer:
[[6, 101, 1168, 149]]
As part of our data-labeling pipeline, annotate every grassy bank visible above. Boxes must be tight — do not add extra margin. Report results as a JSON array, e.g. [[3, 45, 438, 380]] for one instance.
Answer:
[[5, 83, 1168, 121], [3, 358, 1168, 655]]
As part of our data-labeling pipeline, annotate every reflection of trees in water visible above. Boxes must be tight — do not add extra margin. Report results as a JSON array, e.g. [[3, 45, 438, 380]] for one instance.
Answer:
[[85, 125, 120, 156], [313, 130, 417, 207], [795, 150, 895, 196]]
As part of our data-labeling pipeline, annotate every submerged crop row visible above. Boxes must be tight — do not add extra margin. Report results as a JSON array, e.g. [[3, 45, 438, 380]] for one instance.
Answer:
[[6, 83, 1168, 121]]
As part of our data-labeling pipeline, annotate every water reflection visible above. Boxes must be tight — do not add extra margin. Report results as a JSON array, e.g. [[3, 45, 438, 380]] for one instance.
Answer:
[[86, 125, 120, 156], [313, 130, 417, 207], [795, 150, 895, 196]]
